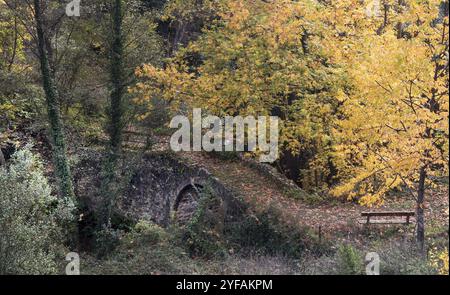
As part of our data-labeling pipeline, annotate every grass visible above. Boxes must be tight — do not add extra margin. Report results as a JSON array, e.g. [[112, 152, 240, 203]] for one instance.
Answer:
[[81, 224, 302, 275], [79, 213, 446, 275]]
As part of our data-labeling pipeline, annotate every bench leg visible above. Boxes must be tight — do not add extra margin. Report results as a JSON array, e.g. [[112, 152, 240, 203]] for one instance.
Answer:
[[367, 216, 370, 225], [406, 216, 410, 225]]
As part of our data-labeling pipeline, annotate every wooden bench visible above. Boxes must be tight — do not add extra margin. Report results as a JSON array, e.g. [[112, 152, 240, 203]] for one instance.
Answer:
[[359, 211, 415, 225]]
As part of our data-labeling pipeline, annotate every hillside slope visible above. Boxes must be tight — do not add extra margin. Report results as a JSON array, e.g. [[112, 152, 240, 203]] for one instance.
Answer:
[[147, 135, 449, 243]]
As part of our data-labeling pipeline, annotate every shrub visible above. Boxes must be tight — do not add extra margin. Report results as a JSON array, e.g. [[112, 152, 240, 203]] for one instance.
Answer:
[[299, 242, 440, 275], [430, 248, 449, 275], [127, 220, 169, 246], [0, 147, 75, 274], [297, 244, 363, 275], [183, 186, 226, 258], [226, 205, 324, 259], [376, 243, 436, 275], [94, 226, 121, 258], [336, 244, 364, 275], [84, 224, 200, 275]]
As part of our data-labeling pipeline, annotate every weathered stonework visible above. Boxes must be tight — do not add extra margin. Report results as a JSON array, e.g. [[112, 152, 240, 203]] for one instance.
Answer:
[[73, 150, 242, 227]]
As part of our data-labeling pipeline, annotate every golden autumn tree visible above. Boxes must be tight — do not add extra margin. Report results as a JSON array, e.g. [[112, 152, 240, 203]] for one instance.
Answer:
[[324, 0, 449, 251], [132, 0, 347, 184]]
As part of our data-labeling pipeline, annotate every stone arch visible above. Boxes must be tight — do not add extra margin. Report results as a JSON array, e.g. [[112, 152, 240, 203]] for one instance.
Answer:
[[174, 182, 203, 211], [173, 181, 204, 225]]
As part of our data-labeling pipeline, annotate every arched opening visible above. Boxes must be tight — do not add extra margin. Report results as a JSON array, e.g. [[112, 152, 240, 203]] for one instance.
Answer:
[[174, 184, 203, 225]]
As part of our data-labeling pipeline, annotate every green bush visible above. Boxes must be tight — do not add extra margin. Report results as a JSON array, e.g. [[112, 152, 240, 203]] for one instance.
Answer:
[[127, 220, 169, 246], [94, 225, 122, 258], [0, 147, 75, 274], [337, 244, 364, 275], [299, 244, 363, 275], [183, 186, 226, 258], [377, 243, 436, 275], [84, 224, 200, 275], [226, 205, 323, 259]]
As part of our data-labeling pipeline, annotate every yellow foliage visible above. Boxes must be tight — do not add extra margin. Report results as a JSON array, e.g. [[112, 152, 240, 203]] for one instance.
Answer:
[[131, 0, 449, 204], [430, 247, 449, 275], [131, 0, 347, 182], [325, 0, 449, 205]]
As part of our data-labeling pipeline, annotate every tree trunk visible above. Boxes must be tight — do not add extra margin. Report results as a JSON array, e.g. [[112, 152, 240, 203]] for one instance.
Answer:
[[33, 0, 75, 201], [0, 149, 5, 166], [99, 0, 125, 229], [416, 166, 426, 253], [109, 0, 125, 159]]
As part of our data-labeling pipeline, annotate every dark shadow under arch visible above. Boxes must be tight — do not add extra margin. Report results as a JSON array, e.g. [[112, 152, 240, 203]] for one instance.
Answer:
[[174, 183, 204, 212]]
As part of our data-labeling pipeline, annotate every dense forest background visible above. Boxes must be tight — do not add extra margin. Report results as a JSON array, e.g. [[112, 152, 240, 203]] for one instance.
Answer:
[[0, 0, 448, 275]]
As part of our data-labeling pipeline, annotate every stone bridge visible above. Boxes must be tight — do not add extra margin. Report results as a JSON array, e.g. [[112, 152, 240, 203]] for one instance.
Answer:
[[74, 151, 241, 227]]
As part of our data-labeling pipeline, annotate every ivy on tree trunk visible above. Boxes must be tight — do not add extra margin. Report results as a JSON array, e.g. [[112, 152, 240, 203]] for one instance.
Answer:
[[33, 0, 75, 202], [99, 0, 126, 230]]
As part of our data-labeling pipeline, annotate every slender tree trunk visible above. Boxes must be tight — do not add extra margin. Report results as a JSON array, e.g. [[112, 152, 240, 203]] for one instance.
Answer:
[[99, 0, 125, 229], [109, 0, 125, 159], [33, 0, 75, 201], [0, 149, 5, 166], [301, 30, 310, 54], [377, 1, 390, 35], [7, 16, 18, 72], [416, 166, 426, 253]]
